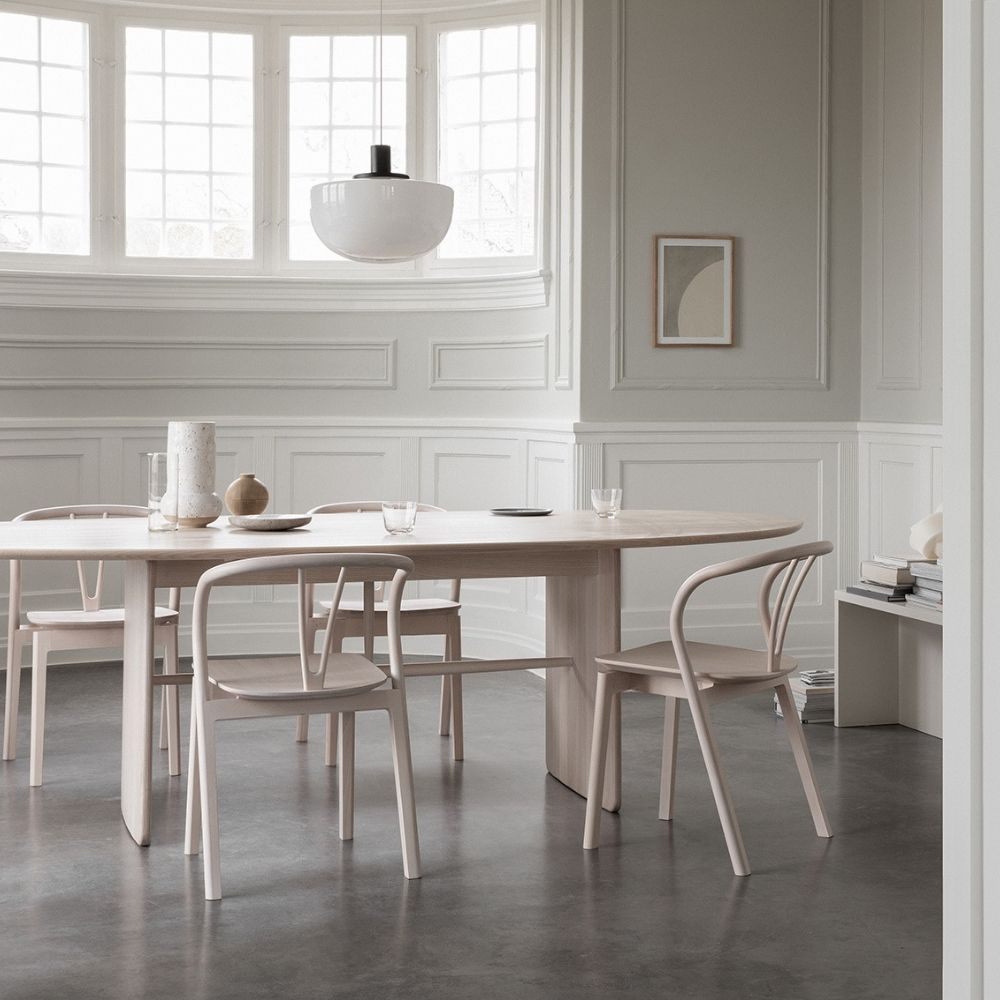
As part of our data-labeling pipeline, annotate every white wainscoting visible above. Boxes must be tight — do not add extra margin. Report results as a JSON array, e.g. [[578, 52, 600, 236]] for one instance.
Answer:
[[0, 418, 575, 666], [574, 422, 858, 668], [858, 421, 943, 562], [0, 418, 925, 673]]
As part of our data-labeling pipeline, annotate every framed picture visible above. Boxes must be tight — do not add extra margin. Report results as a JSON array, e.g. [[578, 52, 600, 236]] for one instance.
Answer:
[[653, 235, 734, 347]]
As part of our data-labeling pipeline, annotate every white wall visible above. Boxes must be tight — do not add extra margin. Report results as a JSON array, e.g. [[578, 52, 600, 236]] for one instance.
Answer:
[[861, 0, 943, 423], [577, 0, 863, 422]]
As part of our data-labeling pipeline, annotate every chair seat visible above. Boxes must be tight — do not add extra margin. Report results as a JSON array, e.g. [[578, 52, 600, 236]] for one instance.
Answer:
[[208, 653, 388, 700], [596, 641, 797, 684], [320, 597, 460, 615], [26, 606, 179, 629]]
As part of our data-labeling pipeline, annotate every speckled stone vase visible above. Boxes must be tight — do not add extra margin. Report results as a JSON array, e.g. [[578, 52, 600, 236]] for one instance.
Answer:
[[163, 421, 223, 527], [225, 473, 269, 516]]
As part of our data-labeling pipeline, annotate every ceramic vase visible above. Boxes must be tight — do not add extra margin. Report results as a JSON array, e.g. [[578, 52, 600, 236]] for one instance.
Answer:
[[163, 421, 223, 527], [225, 473, 269, 516]]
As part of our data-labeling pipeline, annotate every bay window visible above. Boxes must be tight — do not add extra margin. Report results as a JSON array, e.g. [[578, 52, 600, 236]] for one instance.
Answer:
[[0, 0, 547, 307]]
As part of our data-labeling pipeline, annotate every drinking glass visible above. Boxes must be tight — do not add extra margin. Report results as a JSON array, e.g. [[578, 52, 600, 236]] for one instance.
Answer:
[[591, 488, 622, 519], [147, 452, 179, 532], [382, 501, 418, 534]]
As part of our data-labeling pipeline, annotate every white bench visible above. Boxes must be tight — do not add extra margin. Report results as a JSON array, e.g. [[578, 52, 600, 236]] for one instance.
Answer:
[[834, 589, 942, 738]]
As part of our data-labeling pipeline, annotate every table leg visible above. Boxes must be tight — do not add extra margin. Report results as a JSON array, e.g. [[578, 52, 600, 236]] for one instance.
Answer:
[[545, 548, 621, 811], [121, 560, 155, 846]]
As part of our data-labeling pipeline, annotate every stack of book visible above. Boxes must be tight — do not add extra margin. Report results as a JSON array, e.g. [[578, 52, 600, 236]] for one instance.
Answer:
[[774, 669, 835, 724], [906, 561, 943, 610], [846, 555, 915, 602]]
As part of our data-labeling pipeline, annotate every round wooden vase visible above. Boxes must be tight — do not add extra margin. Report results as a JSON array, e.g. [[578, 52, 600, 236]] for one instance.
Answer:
[[163, 421, 223, 527], [225, 473, 270, 516]]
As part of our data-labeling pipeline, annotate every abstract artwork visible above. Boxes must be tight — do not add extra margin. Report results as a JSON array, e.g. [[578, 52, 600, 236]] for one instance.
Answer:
[[654, 236, 734, 346]]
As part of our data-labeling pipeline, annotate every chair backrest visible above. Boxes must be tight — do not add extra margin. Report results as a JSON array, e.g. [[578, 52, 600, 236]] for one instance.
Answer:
[[307, 501, 459, 602], [669, 540, 833, 686], [308, 501, 445, 515], [190, 552, 415, 698], [10, 505, 149, 614]]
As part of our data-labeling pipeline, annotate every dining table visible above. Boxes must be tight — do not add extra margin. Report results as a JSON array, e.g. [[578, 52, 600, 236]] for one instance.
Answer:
[[0, 508, 801, 846]]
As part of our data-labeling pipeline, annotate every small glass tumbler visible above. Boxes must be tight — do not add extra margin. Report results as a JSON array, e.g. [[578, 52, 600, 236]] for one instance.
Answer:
[[591, 488, 622, 519], [382, 501, 418, 534], [147, 452, 179, 532]]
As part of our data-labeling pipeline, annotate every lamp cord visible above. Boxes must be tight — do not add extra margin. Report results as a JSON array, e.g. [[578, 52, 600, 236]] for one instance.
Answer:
[[378, 0, 384, 146]]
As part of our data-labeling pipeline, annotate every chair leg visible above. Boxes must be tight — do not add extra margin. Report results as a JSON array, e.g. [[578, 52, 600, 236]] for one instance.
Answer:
[[387, 701, 421, 879], [658, 696, 680, 821], [3, 631, 25, 761], [29, 634, 50, 787], [324, 713, 340, 768], [184, 695, 201, 856], [159, 688, 168, 750], [294, 622, 321, 744], [162, 628, 181, 777], [438, 676, 452, 737], [775, 681, 833, 838], [324, 626, 345, 767], [339, 712, 355, 841], [195, 705, 222, 900], [448, 624, 464, 761], [583, 671, 616, 850], [686, 690, 750, 876]]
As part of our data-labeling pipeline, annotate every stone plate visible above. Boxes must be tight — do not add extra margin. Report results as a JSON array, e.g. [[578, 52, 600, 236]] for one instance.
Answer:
[[228, 515, 312, 531]]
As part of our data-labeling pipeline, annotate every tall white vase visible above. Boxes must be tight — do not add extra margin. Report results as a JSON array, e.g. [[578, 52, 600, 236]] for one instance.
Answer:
[[164, 421, 223, 527]]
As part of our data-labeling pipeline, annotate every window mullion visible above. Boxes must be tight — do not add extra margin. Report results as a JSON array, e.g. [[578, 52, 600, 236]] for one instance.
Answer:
[[260, 17, 276, 274]]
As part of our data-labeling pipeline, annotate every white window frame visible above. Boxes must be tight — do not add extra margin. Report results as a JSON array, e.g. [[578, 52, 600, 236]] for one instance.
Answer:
[[0, 0, 99, 271], [113, 11, 265, 274], [276, 19, 418, 276], [422, 3, 544, 278], [0, 0, 551, 311]]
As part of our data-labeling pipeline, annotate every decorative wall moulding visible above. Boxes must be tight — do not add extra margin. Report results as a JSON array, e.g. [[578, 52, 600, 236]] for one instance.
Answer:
[[609, 0, 831, 391], [429, 335, 548, 389], [0, 270, 550, 313], [0, 336, 397, 390]]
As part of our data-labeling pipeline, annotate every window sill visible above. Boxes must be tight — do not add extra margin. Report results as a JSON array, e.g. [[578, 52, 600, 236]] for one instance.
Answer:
[[0, 268, 550, 312]]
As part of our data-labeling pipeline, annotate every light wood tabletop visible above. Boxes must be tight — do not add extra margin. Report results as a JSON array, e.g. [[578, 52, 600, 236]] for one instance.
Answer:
[[0, 509, 801, 560], [0, 508, 802, 846]]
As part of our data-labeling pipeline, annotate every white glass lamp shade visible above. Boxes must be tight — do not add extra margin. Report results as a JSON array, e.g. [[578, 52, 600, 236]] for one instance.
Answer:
[[310, 178, 454, 263]]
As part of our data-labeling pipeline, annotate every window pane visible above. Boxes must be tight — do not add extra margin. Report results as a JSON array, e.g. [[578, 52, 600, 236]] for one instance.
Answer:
[[165, 76, 209, 123], [1, 113, 39, 163], [212, 33, 252, 78], [41, 18, 85, 67], [437, 21, 536, 259], [0, 13, 89, 255], [287, 32, 408, 261], [0, 12, 39, 61], [125, 26, 254, 259]]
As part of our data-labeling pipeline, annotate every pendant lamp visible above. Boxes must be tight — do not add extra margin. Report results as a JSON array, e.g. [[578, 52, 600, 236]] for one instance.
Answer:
[[310, 1, 454, 263]]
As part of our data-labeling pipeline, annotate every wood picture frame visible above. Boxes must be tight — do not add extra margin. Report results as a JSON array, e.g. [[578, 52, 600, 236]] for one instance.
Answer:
[[653, 235, 734, 347]]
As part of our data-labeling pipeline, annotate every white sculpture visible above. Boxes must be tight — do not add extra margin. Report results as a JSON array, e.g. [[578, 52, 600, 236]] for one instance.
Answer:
[[909, 506, 943, 560]]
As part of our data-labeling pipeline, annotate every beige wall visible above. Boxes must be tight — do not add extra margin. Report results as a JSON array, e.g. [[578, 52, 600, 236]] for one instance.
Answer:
[[578, 0, 864, 422]]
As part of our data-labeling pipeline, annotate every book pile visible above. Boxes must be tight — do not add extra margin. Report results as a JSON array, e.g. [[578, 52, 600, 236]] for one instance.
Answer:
[[846, 554, 914, 602], [774, 669, 835, 724], [906, 561, 943, 610]]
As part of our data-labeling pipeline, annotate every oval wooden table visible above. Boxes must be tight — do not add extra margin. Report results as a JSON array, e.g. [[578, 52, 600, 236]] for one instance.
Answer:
[[0, 509, 801, 846]]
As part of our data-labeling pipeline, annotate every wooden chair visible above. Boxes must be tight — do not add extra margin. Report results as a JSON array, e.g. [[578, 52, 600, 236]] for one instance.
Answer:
[[183, 551, 421, 900], [583, 540, 834, 876], [2, 505, 183, 785], [297, 502, 465, 762]]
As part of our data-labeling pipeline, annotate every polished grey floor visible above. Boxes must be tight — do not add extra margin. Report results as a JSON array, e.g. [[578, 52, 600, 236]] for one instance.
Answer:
[[0, 664, 940, 1000]]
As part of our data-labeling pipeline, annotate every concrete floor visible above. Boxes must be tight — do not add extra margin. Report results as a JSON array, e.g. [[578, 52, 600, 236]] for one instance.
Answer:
[[0, 664, 941, 1000]]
